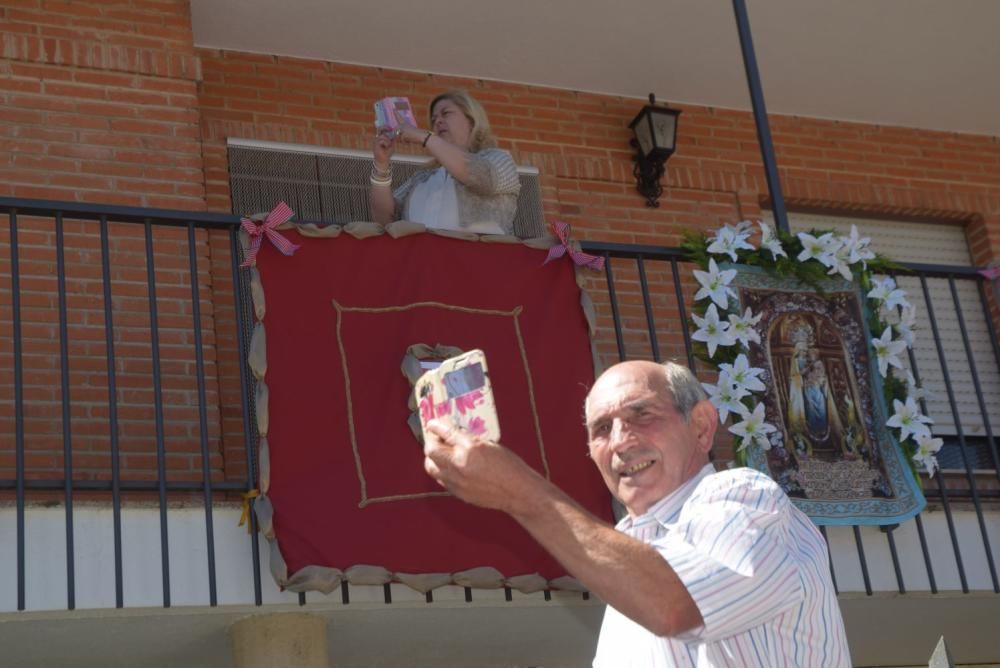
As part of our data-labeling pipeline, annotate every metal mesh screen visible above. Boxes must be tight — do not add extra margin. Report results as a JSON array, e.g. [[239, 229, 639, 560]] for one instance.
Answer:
[[513, 169, 545, 238], [229, 145, 545, 236]]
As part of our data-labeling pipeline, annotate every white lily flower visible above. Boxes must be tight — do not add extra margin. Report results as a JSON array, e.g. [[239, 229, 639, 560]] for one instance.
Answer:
[[903, 369, 931, 402], [816, 236, 845, 271], [729, 402, 777, 451], [758, 221, 787, 260], [913, 434, 944, 478], [867, 276, 911, 311], [727, 307, 763, 347], [872, 326, 908, 376], [707, 224, 754, 262], [825, 244, 854, 281], [894, 305, 918, 348], [718, 353, 766, 394], [691, 304, 737, 358], [702, 375, 750, 423], [886, 397, 934, 442], [840, 225, 876, 266], [796, 231, 837, 265], [693, 258, 738, 309], [855, 243, 876, 266]]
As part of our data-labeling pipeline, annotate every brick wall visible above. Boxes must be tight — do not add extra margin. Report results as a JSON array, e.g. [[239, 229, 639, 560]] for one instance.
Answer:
[[0, 2, 232, 494], [0, 0, 203, 207]]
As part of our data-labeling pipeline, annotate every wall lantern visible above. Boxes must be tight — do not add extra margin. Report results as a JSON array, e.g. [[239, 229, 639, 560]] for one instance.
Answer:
[[629, 93, 681, 208]]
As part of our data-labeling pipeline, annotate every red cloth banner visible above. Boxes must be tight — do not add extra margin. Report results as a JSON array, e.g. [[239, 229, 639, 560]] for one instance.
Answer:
[[256, 232, 612, 579]]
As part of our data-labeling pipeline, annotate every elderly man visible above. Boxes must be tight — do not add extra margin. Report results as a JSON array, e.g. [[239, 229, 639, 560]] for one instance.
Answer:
[[424, 360, 850, 666]]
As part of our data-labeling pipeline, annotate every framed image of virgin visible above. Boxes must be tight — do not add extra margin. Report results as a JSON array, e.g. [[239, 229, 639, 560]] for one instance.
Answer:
[[732, 267, 925, 525]]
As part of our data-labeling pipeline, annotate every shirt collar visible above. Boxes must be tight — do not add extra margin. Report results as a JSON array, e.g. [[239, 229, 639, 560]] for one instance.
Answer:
[[614, 463, 716, 538]]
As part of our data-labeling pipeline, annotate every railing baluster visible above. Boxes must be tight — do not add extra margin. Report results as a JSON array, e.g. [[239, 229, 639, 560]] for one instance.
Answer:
[[945, 276, 999, 592], [670, 259, 696, 371], [819, 526, 839, 595], [602, 254, 626, 361], [144, 221, 171, 607], [187, 222, 218, 606], [881, 525, 905, 594], [100, 215, 125, 608], [852, 526, 873, 596], [913, 514, 938, 594], [636, 256, 660, 362], [975, 277, 1000, 481], [230, 227, 263, 606], [10, 209, 26, 611], [918, 274, 969, 593], [55, 212, 76, 610]]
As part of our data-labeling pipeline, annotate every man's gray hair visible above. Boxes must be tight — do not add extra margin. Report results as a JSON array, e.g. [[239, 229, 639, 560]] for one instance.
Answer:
[[660, 361, 708, 421]]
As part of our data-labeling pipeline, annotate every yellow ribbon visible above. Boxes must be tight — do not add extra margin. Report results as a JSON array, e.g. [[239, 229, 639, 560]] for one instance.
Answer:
[[239, 489, 260, 533]]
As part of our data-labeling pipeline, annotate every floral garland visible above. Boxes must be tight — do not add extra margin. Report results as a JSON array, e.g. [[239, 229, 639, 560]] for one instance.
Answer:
[[682, 221, 943, 478]]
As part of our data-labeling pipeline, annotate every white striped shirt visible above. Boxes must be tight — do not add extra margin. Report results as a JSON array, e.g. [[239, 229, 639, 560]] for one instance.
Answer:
[[593, 464, 851, 667]]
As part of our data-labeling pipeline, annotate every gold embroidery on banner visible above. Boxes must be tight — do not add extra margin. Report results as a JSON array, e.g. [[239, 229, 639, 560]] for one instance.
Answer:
[[333, 300, 368, 505], [332, 300, 547, 508], [512, 306, 550, 479]]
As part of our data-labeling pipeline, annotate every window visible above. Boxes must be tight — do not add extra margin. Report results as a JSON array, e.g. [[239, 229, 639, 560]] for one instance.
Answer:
[[227, 139, 546, 238], [767, 212, 1000, 471]]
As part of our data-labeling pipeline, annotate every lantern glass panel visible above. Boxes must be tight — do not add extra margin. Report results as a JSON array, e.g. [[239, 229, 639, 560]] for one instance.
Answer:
[[633, 114, 654, 157], [651, 111, 676, 151]]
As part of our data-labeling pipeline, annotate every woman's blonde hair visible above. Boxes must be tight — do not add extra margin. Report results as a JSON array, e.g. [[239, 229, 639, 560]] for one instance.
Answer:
[[429, 89, 498, 153]]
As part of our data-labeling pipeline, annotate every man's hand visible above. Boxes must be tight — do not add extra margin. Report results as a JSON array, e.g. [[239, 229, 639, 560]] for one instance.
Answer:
[[423, 419, 541, 517]]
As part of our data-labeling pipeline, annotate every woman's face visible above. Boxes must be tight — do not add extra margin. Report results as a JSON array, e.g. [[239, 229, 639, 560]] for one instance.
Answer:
[[430, 99, 474, 150]]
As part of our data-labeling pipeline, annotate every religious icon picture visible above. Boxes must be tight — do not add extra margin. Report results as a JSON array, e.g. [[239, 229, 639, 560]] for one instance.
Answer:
[[730, 267, 925, 525]]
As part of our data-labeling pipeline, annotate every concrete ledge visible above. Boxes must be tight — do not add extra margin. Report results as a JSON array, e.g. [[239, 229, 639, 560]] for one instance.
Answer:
[[840, 592, 1000, 666]]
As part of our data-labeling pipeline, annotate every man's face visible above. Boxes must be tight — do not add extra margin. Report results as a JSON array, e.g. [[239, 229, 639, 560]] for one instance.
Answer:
[[585, 362, 714, 517]]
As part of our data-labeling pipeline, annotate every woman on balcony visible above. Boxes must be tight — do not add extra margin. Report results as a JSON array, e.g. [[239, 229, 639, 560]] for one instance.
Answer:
[[369, 89, 521, 235]]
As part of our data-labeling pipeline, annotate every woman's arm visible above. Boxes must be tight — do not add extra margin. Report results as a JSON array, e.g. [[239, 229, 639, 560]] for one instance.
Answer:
[[407, 128, 474, 184], [396, 124, 517, 196], [369, 133, 397, 224]]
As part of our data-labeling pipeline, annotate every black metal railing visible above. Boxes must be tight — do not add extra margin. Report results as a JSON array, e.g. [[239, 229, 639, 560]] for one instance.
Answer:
[[0, 197, 261, 611], [0, 196, 997, 614]]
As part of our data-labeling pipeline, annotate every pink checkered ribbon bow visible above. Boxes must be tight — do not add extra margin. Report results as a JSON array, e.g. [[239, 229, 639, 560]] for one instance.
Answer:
[[543, 221, 605, 271], [240, 201, 300, 268]]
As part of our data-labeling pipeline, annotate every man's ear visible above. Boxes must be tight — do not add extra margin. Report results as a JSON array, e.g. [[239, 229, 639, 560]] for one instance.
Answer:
[[689, 400, 719, 454]]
